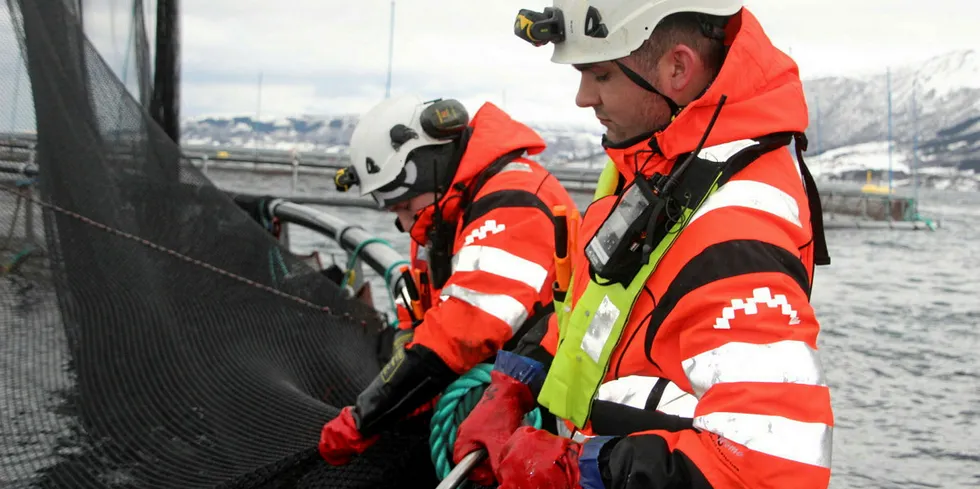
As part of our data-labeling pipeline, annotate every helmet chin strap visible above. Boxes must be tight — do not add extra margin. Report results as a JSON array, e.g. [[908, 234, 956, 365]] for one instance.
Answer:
[[614, 60, 682, 119]]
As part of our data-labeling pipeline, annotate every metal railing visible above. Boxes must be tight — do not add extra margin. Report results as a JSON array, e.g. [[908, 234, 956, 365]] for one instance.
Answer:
[[0, 142, 38, 251], [1, 135, 404, 300], [269, 200, 405, 282], [2, 133, 606, 193]]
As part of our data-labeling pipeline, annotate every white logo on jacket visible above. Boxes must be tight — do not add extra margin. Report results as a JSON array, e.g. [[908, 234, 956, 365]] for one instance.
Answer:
[[714, 287, 800, 329], [463, 219, 506, 245]]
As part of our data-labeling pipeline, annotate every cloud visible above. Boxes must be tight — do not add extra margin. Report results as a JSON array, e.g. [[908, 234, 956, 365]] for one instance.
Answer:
[[744, 0, 979, 78], [2, 0, 977, 133], [174, 0, 597, 125], [0, 4, 35, 133], [172, 0, 978, 125]]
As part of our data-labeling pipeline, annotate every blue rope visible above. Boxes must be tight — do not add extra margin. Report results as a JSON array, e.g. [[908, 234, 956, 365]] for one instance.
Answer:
[[428, 363, 543, 481]]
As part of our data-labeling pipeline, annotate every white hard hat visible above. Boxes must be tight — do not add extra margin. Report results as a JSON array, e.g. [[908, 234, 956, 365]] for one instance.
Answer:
[[515, 0, 743, 65], [335, 95, 468, 206]]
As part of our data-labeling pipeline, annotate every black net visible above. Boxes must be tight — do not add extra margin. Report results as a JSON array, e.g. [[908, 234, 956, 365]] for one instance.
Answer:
[[1, 1, 439, 487]]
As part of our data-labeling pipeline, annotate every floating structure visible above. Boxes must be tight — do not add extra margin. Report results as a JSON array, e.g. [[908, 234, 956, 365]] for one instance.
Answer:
[[818, 177, 939, 230], [3, 135, 942, 232]]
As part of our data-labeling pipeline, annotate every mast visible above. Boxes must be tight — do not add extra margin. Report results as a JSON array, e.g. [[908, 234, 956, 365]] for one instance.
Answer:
[[886, 66, 893, 194], [815, 93, 821, 155], [912, 75, 919, 214], [254, 71, 263, 162], [385, 0, 395, 99]]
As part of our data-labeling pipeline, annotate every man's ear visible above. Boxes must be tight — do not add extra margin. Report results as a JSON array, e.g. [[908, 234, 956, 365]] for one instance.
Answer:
[[664, 44, 699, 93]]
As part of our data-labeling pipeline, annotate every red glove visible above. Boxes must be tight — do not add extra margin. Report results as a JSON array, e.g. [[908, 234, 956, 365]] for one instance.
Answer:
[[453, 351, 545, 486], [318, 407, 380, 465], [319, 343, 459, 466], [495, 426, 582, 489]]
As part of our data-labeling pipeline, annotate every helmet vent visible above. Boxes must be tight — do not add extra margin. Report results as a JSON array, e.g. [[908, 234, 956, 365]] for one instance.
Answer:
[[389, 123, 419, 150], [584, 7, 608, 38]]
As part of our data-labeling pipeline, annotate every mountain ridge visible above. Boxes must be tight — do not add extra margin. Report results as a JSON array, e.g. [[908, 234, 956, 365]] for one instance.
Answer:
[[180, 50, 979, 190]]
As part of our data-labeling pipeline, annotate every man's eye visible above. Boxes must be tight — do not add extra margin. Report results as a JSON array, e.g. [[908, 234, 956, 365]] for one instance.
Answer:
[[594, 73, 610, 82]]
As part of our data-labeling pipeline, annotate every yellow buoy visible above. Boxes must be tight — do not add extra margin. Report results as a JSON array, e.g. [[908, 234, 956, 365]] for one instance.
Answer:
[[861, 170, 892, 194]]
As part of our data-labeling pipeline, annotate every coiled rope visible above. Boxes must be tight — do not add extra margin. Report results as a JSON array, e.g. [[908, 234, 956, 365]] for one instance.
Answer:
[[428, 363, 542, 480]]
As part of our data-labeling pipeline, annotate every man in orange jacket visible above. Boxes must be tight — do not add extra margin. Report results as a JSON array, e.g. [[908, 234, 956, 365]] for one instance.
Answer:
[[318, 94, 577, 465], [452, 2, 834, 488]]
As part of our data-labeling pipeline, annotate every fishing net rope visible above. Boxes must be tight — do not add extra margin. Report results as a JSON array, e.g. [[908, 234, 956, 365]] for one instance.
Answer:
[[0, 0, 447, 487]]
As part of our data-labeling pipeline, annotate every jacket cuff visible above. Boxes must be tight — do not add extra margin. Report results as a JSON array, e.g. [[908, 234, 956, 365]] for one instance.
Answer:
[[578, 436, 615, 489], [493, 350, 546, 395]]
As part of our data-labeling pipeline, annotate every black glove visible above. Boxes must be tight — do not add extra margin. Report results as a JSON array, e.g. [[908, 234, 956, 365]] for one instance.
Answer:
[[354, 342, 458, 437]]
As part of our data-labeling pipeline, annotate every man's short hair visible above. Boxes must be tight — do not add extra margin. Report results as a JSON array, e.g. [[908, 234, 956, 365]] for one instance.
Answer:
[[632, 12, 730, 77]]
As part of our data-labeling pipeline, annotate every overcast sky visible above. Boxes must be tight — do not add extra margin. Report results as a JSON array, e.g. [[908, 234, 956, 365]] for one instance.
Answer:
[[3, 0, 979, 132]]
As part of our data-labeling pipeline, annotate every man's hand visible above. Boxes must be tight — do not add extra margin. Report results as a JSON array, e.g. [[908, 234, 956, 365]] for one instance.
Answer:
[[453, 351, 545, 485], [319, 343, 458, 465], [495, 426, 582, 489], [318, 407, 380, 465]]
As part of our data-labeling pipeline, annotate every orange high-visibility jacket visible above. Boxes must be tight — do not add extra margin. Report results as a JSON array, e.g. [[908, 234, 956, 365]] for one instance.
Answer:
[[397, 102, 577, 375], [539, 8, 833, 489]]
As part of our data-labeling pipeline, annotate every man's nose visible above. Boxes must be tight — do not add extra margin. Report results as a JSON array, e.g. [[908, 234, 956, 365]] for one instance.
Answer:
[[575, 74, 599, 108]]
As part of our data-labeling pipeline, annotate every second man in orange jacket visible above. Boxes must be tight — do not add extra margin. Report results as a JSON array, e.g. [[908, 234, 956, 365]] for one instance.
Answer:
[[319, 94, 577, 465]]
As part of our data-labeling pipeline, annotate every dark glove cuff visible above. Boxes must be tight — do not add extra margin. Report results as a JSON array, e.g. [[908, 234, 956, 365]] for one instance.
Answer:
[[493, 350, 546, 396], [353, 344, 457, 437]]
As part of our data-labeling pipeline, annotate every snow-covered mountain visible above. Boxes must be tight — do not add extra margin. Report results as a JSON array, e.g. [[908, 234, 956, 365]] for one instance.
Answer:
[[182, 114, 360, 150], [181, 50, 980, 191], [181, 112, 605, 166], [801, 49, 979, 190]]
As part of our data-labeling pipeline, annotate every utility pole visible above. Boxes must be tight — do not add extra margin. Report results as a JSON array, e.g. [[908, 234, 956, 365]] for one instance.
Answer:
[[912, 74, 919, 213], [886, 66, 893, 194], [254, 71, 263, 162], [385, 0, 395, 99], [814, 93, 821, 155]]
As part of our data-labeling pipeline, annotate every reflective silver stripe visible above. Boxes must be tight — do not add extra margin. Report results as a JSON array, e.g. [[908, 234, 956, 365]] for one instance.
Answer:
[[696, 139, 757, 162], [693, 412, 832, 468], [451, 245, 549, 292], [555, 418, 592, 443], [597, 376, 659, 409], [689, 180, 802, 227], [596, 376, 698, 418], [682, 340, 825, 398], [440, 284, 528, 331], [580, 295, 620, 362], [500, 161, 532, 173]]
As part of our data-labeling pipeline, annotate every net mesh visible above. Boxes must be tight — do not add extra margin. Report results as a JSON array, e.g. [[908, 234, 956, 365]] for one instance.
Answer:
[[1, 1, 438, 487]]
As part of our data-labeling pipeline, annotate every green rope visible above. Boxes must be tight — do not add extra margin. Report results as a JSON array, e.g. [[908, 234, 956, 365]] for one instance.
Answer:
[[339, 237, 391, 291], [1, 247, 34, 275], [337, 236, 410, 329], [428, 363, 543, 481], [267, 247, 290, 287], [382, 259, 411, 328]]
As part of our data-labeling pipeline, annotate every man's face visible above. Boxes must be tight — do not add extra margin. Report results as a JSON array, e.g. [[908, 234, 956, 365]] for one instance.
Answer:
[[385, 192, 437, 231], [573, 56, 671, 144]]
